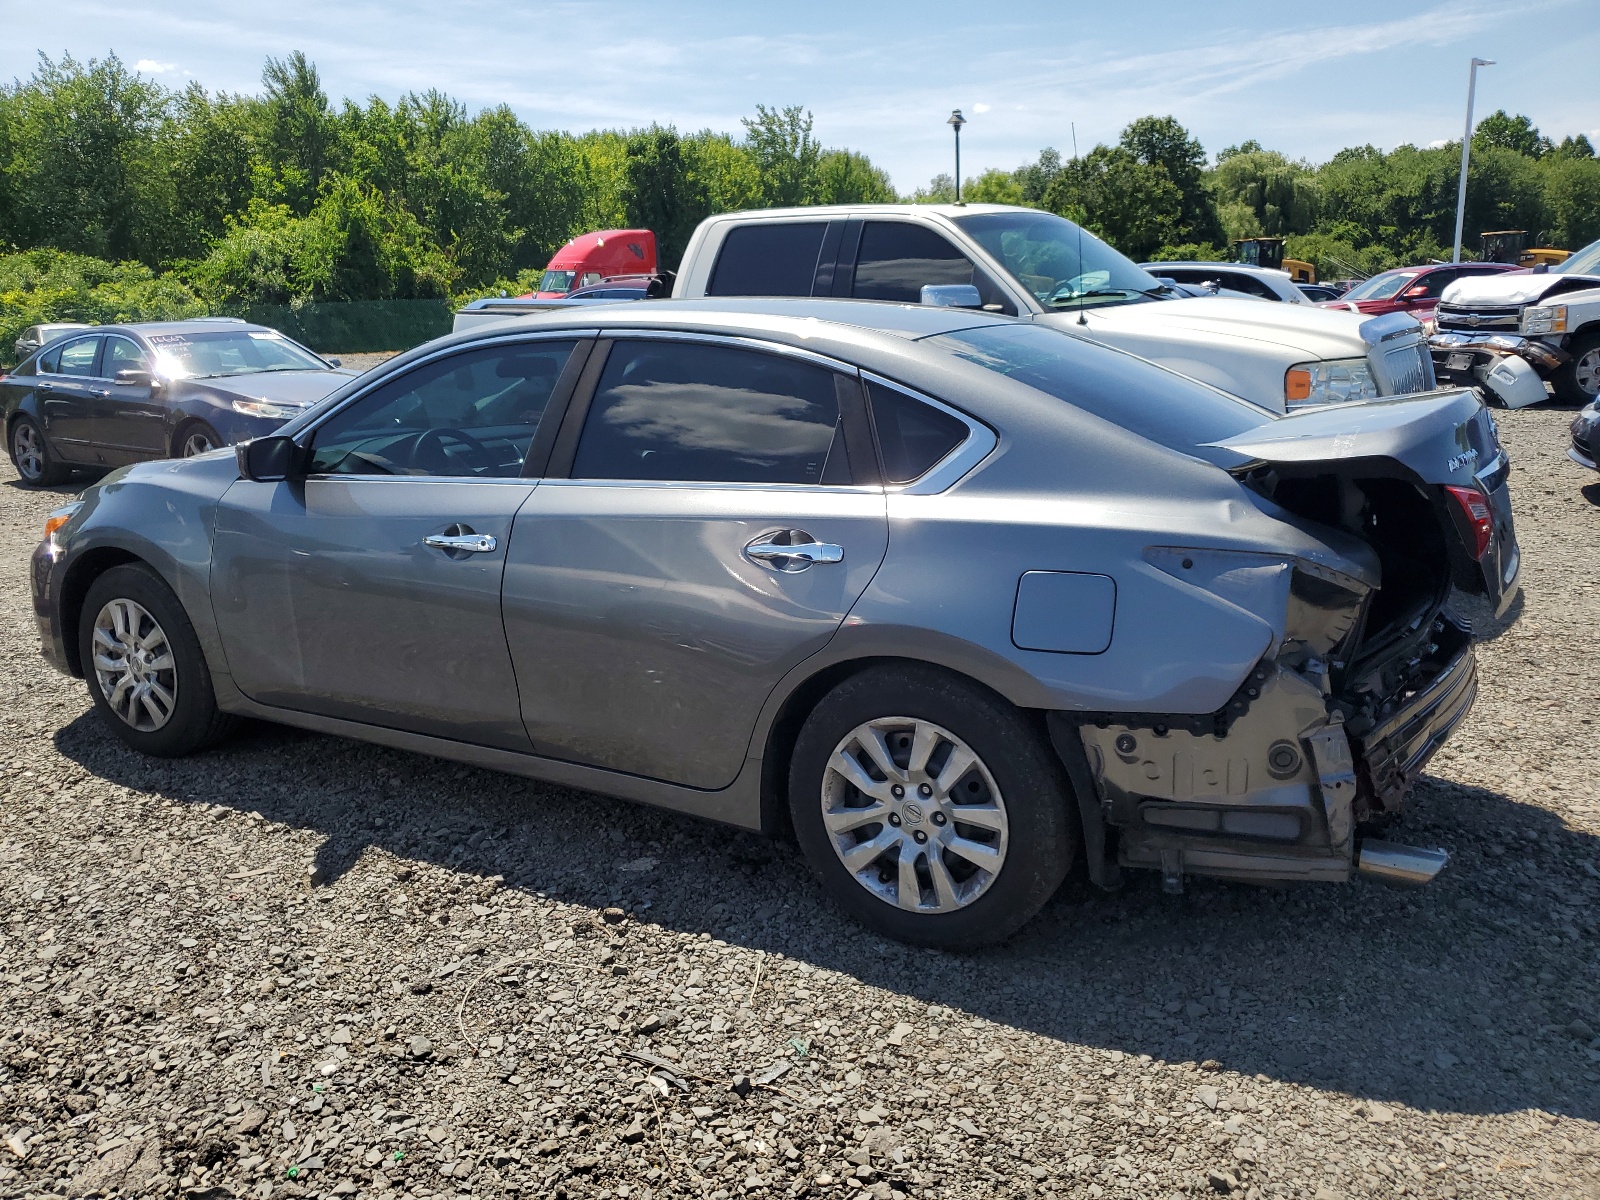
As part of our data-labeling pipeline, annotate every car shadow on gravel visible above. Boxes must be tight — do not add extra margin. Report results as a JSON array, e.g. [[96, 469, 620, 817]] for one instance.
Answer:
[[52, 710, 1600, 1126]]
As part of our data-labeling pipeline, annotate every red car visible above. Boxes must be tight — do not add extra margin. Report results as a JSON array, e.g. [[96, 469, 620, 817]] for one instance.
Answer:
[[1317, 261, 1520, 320]]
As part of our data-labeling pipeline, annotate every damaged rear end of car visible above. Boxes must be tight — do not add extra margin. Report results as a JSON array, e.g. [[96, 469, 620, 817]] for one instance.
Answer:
[[1066, 388, 1518, 891]]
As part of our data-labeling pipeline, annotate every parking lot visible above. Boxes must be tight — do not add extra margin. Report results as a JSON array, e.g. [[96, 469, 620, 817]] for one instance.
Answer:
[[0, 403, 1596, 1200]]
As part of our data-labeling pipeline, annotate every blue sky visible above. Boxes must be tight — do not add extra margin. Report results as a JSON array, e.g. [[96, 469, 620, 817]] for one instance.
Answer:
[[7, 0, 1598, 191]]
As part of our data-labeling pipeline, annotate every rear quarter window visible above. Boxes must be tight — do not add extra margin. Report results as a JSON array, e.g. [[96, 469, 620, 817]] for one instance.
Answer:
[[707, 223, 827, 297], [866, 382, 970, 484]]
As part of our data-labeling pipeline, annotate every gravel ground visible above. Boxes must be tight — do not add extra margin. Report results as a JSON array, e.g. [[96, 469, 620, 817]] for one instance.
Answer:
[[0, 404, 1596, 1200]]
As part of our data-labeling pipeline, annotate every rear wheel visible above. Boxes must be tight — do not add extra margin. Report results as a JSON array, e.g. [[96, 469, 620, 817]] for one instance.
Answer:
[[10, 416, 69, 486], [788, 665, 1075, 949], [1554, 331, 1600, 405], [79, 564, 236, 757], [176, 422, 222, 458]]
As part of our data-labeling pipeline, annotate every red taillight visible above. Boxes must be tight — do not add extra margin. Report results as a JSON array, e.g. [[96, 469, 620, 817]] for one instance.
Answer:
[[1445, 485, 1493, 560]]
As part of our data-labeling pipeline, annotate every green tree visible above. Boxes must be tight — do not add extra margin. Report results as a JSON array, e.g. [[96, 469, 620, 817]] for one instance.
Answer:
[[1118, 116, 1222, 245], [260, 51, 338, 214], [0, 52, 170, 261], [622, 126, 704, 269], [812, 149, 895, 204], [741, 104, 820, 207], [962, 169, 1024, 205], [1042, 146, 1183, 260], [1474, 110, 1550, 158]]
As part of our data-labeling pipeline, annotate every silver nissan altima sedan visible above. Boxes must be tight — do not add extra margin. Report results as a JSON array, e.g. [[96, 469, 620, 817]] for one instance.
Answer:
[[29, 299, 1519, 947]]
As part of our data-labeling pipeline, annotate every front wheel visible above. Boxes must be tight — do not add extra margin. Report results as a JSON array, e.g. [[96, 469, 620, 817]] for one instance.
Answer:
[[788, 665, 1076, 949], [79, 564, 236, 757], [1553, 332, 1600, 406], [10, 416, 70, 486], [176, 422, 223, 458]]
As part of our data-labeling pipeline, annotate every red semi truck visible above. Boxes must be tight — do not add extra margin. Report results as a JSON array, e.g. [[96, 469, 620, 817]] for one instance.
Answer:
[[533, 229, 658, 298]]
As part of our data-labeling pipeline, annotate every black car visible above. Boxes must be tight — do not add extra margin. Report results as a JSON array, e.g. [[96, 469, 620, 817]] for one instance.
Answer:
[[2, 319, 353, 486]]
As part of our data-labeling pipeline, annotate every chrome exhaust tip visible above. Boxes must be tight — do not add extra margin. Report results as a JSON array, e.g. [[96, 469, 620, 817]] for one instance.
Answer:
[[1357, 839, 1450, 885]]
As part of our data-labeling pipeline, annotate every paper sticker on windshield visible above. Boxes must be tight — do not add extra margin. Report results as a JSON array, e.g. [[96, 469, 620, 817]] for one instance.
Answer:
[[248, 331, 283, 340], [147, 334, 192, 345]]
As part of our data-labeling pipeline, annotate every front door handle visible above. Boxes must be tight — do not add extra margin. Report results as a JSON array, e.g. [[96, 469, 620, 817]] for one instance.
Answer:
[[424, 531, 497, 554], [88, 387, 111, 397], [744, 530, 844, 573]]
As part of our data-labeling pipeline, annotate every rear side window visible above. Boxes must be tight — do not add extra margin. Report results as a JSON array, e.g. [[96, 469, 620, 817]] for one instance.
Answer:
[[572, 340, 848, 485], [867, 382, 969, 484], [1223, 273, 1277, 300], [53, 337, 101, 377], [708, 223, 826, 297], [309, 340, 576, 478]]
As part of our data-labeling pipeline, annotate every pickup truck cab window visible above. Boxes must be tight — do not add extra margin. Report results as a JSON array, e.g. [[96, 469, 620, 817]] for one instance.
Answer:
[[708, 223, 828, 297], [571, 340, 850, 485]]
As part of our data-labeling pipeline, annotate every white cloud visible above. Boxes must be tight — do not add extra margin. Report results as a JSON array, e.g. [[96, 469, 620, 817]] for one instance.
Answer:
[[972, 103, 991, 114], [134, 59, 176, 74]]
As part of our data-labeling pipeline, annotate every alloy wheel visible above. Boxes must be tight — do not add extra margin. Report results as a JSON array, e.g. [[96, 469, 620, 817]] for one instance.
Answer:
[[181, 430, 218, 457], [12, 423, 44, 481], [821, 716, 1009, 913], [91, 598, 179, 732], [1577, 347, 1600, 399]]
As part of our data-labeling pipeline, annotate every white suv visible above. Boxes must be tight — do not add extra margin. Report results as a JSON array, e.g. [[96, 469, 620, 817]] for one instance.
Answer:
[[673, 205, 1435, 413]]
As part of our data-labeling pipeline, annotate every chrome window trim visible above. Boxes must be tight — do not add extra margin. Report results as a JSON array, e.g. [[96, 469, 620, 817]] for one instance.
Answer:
[[292, 328, 599, 483], [860, 370, 998, 496], [533, 478, 884, 495], [596, 328, 860, 375]]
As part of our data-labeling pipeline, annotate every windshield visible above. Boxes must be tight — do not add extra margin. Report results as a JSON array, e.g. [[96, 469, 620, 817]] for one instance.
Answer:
[[1554, 237, 1600, 276], [1342, 270, 1419, 301], [540, 269, 577, 294], [926, 323, 1267, 461], [952, 211, 1164, 311], [146, 330, 327, 379]]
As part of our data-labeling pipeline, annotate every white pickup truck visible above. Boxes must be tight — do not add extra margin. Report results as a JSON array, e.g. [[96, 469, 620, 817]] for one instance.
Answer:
[[669, 204, 1439, 413], [1431, 235, 1600, 406]]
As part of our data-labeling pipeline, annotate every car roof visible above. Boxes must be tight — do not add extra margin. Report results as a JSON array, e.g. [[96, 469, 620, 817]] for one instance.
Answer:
[[1143, 261, 1292, 278], [103, 319, 279, 337], [446, 297, 1017, 346], [704, 202, 1029, 222]]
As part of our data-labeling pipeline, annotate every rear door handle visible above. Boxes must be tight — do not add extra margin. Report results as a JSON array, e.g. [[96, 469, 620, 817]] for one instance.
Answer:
[[424, 532, 497, 554], [744, 531, 844, 572], [88, 388, 111, 397]]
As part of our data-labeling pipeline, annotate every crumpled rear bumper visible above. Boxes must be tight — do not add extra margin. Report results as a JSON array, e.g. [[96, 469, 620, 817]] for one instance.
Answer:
[[1350, 617, 1477, 811]]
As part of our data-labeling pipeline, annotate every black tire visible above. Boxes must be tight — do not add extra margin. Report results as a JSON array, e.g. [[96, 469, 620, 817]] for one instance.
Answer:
[[78, 563, 236, 757], [174, 421, 223, 458], [1553, 331, 1600, 406], [788, 665, 1076, 949], [9, 415, 70, 486]]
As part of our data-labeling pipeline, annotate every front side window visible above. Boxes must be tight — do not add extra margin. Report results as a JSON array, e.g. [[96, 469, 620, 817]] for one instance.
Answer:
[[147, 330, 327, 379], [52, 337, 101, 377], [852, 223, 975, 302], [1223, 273, 1277, 300], [571, 340, 849, 485], [105, 337, 150, 374], [708, 223, 827, 297], [309, 340, 577, 478], [1416, 269, 1460, 298]]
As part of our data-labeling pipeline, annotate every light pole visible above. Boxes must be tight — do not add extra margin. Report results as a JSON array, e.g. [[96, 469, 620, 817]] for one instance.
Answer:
[[947, 109, 967, 202], [1452, 57, 1494, 263]]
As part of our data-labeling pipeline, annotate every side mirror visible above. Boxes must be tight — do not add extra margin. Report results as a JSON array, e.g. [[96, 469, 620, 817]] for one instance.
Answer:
[[116, 369, 154, 387], [1403, 285, 1429, 299], [920, 284, 983, 309], [236, 435, 305, 482], [325, 356, 342, 368]]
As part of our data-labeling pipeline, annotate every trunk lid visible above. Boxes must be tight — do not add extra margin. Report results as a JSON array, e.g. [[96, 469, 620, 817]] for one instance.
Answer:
[[1211, 388, 1519, 614]]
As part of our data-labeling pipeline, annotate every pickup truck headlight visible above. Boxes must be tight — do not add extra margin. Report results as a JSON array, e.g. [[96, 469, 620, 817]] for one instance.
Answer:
[[1521, 305, 1567, 335], [232, 398, 305, 420], [1285, 358, 1379, 409]]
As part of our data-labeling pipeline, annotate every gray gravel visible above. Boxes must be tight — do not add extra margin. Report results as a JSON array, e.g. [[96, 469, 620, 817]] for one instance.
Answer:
[[0, 403, 1597, 1200]]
